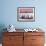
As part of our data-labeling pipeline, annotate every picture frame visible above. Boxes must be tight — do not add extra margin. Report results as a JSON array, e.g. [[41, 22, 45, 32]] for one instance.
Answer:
[[17, 7, 35, 22]]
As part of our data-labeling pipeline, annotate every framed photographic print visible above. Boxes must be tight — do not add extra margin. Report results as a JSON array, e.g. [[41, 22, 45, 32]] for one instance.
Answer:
[[17, 7, 35, 22]]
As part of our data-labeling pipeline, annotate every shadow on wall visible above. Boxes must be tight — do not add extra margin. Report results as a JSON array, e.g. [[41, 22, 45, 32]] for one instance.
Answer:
[[0, 24, 7, 43]]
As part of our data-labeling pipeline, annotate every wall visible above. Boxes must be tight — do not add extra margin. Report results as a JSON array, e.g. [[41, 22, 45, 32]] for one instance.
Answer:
[[0, 0, 46, 29]]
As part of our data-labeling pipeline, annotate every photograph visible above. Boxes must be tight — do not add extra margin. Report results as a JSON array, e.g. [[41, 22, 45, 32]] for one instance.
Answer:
[[17, 7, 35, 22]]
